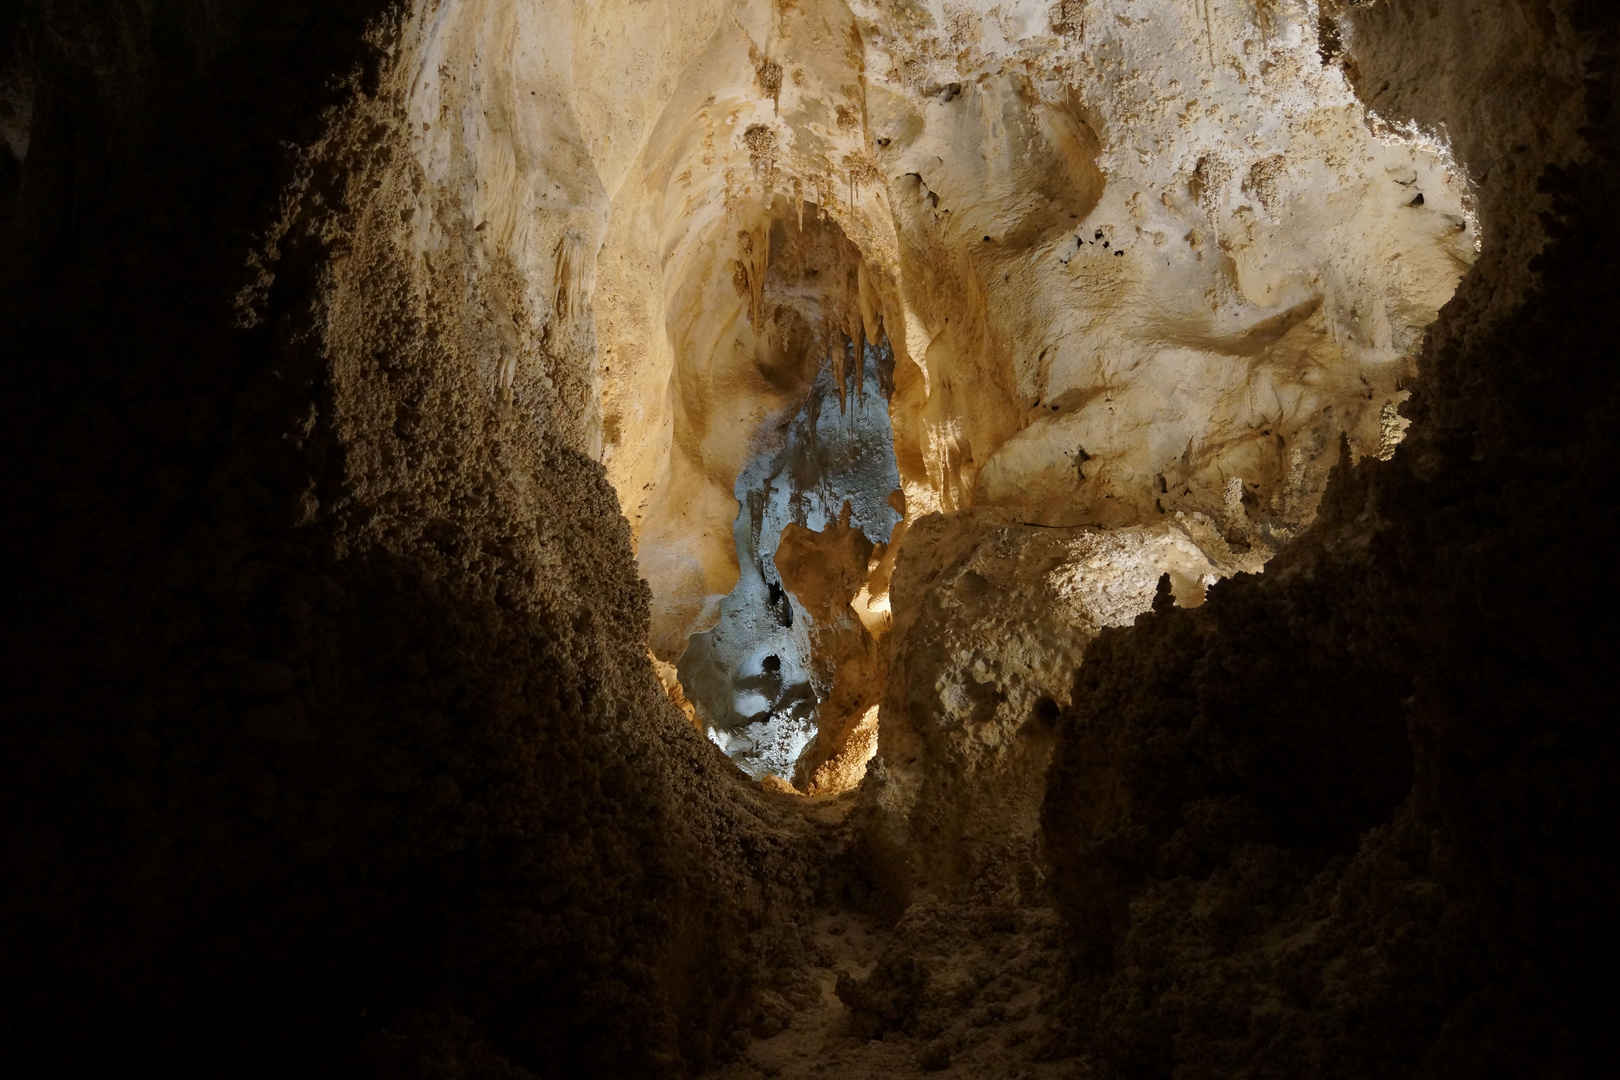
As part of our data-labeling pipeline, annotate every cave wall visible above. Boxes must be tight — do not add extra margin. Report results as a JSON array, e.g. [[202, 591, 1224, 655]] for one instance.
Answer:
[[573, 0, 1480, 675], [497, 0, 1488, 848], [0, 2, 822, 1074], [305, 0, 1487, 810], [1042, 1, 1620, 1075], [808, 0, 1476, 904]]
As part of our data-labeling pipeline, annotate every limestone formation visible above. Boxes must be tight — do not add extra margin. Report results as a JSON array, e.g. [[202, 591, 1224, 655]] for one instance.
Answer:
[[337, 0, 1472, 687], [677, 337, 901, 784], [526, 0, 1475, 787], [864, 509, 1261, 902]]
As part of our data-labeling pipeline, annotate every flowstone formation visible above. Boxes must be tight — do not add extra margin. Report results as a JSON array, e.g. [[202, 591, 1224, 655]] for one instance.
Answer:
[[679, 338, 902, 784]]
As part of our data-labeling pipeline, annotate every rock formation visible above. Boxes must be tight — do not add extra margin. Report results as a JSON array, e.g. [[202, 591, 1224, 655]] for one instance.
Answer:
[[678, 335, 902, 785], [582, 0, 1477, 797], [2, 0, 1615, 1077]]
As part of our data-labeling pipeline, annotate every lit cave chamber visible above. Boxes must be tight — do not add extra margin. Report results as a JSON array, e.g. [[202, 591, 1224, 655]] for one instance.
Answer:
[[5, 1, 1617, 1077], [679, 327, 901, 789]]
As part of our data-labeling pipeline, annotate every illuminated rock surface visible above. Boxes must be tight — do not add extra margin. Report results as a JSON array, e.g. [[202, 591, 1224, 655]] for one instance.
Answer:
[[678, 340, 901, 783]]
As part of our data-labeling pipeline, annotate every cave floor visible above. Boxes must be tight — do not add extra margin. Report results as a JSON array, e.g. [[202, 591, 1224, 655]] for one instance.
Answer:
[[703, 898, 1078, 1079]]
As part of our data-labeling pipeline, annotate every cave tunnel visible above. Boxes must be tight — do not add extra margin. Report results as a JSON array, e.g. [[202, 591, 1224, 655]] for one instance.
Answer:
[[3, 1, 1618, 1077]]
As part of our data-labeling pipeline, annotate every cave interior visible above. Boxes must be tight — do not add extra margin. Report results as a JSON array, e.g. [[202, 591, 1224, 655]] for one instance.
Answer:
[[2, 0, 1618, 1077]]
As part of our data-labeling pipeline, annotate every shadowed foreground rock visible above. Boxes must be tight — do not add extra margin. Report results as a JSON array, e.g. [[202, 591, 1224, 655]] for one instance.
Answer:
[[0, 3, 820, 1074], [1044, 4, 1620, 1073]]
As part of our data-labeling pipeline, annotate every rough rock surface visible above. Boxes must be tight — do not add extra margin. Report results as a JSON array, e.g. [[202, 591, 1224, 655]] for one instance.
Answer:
[[566, 0, 1477, 800], [863, 510, 1259, 906], [1042, 2, 1620, 1076], [569, 0, 1477, 678], [1, 2, 824, 1074], [2, 0, 1616, 1077]]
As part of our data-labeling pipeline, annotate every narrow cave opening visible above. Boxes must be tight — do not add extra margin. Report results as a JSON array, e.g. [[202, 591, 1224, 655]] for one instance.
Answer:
[[678, 332, 901, 790]]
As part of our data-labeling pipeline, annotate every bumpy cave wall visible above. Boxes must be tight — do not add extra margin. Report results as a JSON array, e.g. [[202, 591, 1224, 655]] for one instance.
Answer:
[[745, 0, 1473, 903], [576, 0, 1479, 813], [1042, 1, 1620, 1075], [570, 0, 1477, 676], [0, 2, 824, 1075]]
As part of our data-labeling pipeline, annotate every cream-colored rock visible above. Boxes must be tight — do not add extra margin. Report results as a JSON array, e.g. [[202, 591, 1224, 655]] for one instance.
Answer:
[[857, 0, 1474, 544], [586, 0, 1469, 666], [862, 508, 1257, 900], [775, 515, 886, 794], [361, 0, 1471, 792]]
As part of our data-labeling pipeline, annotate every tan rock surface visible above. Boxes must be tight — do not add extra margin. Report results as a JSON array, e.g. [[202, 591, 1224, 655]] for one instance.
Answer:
[[861, 508, 1259, 903], [376, 0, 1471, 655], [366, 0, 1476, 862]]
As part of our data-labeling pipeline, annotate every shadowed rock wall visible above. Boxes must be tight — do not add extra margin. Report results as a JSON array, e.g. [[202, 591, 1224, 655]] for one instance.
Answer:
[[1043, 2, 1620, 1075], [0, 3, 820, 1075]]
